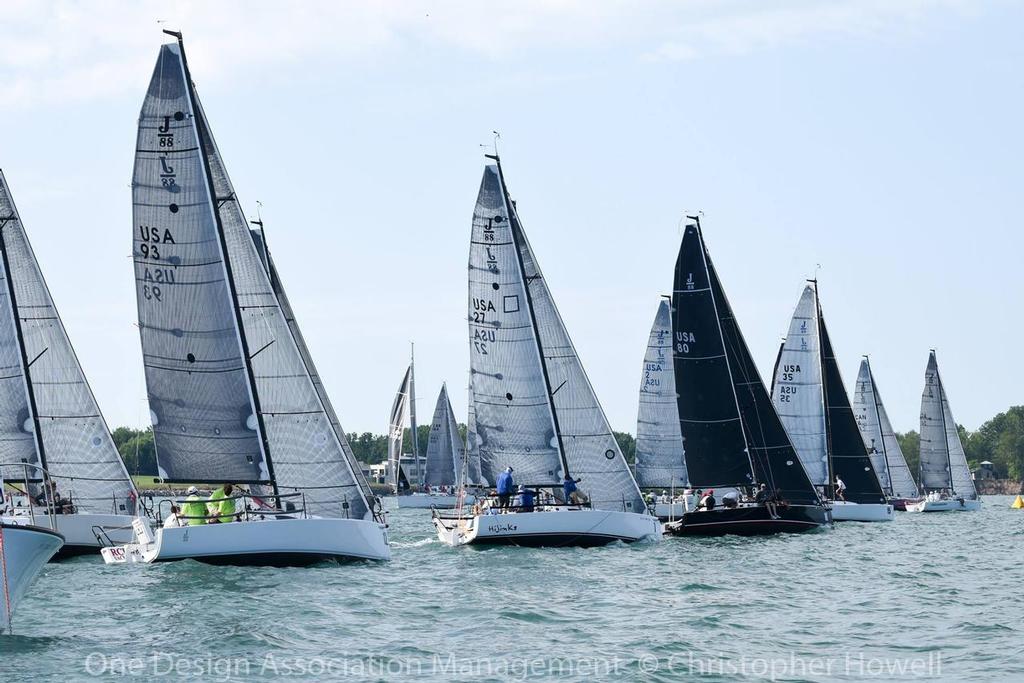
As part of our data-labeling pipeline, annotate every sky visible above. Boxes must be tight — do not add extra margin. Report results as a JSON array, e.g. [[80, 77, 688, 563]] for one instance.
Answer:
[[0, 0, 1021, 436]]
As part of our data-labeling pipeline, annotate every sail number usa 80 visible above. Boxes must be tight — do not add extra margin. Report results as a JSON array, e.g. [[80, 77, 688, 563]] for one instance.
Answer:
[[676, 331, 695, 353]]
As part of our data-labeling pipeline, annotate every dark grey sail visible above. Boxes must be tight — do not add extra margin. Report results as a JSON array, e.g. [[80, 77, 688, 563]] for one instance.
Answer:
[[0, 172, 137, 513], [469, 160, 644, 512], [465, 382, 487, 486], [919, 351, 977, 498], [673, 220, 820, 505], [423, 384, 466, 488], [133, 37, 370, 519]]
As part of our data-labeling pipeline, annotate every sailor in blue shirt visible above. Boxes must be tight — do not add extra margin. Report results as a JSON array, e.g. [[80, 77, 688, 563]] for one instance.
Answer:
[[563, 475, 583, 505], [496, 467, 514, 510]]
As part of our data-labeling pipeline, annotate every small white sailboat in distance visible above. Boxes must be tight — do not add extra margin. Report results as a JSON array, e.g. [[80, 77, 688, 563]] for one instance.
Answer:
[[417, 383, 484, 509], [433, 156, 659, 547], [103, 32, 388, 564], [388, 351, 433, 508], [1, 473, 64, 634], [634, 298, 690, 521], [853, 357, 922, 510], [906, 351, 980, 512], [771, 283, 893, 522], [0, 171, 139, 557]]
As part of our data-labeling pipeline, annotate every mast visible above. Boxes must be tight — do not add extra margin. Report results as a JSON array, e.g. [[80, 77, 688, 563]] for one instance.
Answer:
[[931, 350, 955, 494], [692, 216, 757, 482], [491, 154, 571, 481], [0, 213, 47, 477], [168, 31, 279, 497], [864, 355, 893, 497], [811, 280, 834, 498], [409, 343, 421, 487]]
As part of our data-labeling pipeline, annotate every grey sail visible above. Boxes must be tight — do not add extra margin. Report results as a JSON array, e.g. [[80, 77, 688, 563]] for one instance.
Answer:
[[424, 384, 461, 488], [249, 228, 376, 509], [634, 299, 687, 489], [470, 161, 645, 513], [853, 359, 920, 498], [919, 352, 977, 498], [468, 166, 562, 485], [387, 366, 412, 492], [134, 40, 370, 519], [132, 43, 266, 484], [0, 172, 137, 513]]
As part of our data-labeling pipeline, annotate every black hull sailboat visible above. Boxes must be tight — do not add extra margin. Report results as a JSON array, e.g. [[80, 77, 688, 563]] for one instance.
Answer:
[[661, 217, 829, 537], [665, 504, 828, 537]]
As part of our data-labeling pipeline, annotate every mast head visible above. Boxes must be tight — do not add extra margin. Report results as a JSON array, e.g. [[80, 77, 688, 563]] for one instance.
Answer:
[[162, 28, 183, 41]]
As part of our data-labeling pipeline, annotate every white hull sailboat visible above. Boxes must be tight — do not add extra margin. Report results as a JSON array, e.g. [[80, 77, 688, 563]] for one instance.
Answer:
[[906, 351, 980, 514], [771, 283, 892, 523], [435, 157, 655, 547], [102, 516, 388, 565], [434, 507, 660, 547], [905, 495, 982, 513], [830, 500, 894, 522], [853, 357, 922, 510], [105, 33, 388, 566], [0, 522, 63, 633], [0, 172, 140, 559]]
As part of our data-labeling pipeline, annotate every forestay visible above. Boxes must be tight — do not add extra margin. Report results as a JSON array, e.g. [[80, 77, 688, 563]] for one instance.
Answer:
[[771, 286, 828, 485], [919, 352, 977, 498], [853, 359, 920, 499], [673, 222, 819, 506], [634, 299, 687, 489], [0, 172, 136, 514]]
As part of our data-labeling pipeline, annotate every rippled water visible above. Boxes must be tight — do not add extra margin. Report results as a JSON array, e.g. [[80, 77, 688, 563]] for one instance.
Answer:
[[2, 497, 1022, 681]]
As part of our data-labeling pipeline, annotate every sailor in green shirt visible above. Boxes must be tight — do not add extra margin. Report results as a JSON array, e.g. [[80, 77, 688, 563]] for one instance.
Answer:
[[207, 483, 238, 524], [182, 485, 207, 525]]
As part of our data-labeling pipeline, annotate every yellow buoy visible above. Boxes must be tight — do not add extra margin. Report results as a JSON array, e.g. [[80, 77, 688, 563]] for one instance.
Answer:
[[1012, 495, 1024, 509]]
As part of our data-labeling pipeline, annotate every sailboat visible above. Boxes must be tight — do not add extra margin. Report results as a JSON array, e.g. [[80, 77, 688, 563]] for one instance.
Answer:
[[771, 283, 893, 522], [906, 351, 981, 512], [388, 353, 443, 509], [432, 157, 659, 547], [634, 298, 690, 520], [1, 473, 63, 633], [853, 357, 922, 510], [662, 218, 828, 536], [0, 171, 139, 557], [102, 33, 389, 564], [415, 383, 482, 509]]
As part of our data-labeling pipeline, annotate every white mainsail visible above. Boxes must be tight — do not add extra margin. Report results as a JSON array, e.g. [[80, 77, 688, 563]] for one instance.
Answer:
[[853, 358, 920, 498], [634, 299, 686, 489], [468, 162, 644, 513], [0, 171, 137, 514], [919, 352, 977, 498], [771, 285, 828, 485]]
